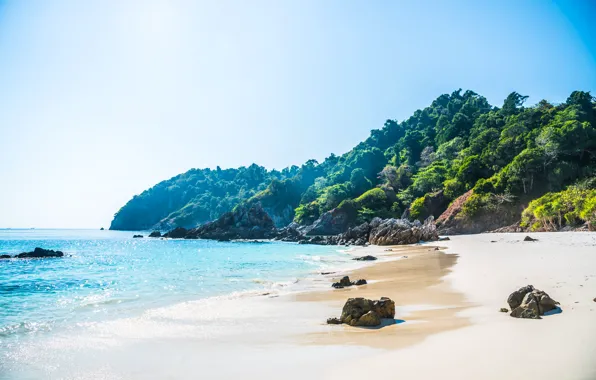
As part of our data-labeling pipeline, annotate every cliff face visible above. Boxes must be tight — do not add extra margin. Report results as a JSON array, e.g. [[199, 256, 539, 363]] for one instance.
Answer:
[[436, 190, 523, 235]]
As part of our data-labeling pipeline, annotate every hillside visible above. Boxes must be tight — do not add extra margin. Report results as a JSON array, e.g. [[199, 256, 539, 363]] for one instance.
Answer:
[[111, 90, 596, 233]]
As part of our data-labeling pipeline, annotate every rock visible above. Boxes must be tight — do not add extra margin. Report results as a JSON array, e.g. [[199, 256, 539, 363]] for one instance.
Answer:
[[307, 208, 355, 236], [326, 317, 342, 325], [593, 298, 596, 303], [499, 308, 509, 313], [510, 307, 541, 319], [133, 234, 143, 238], [321, 271, 335, 275], [335, 297, 395, 327], [373, 297, 396, 318], [368, 216, 438, 245], [354, 310, 381, 327], [0, 254, 11, 259], [163, 227, 189, 239], [438, 236, 450, 241], [353, 255, 377, 261], [100, 227, 104, 230], [332, 276, 353, 289], [185, 203, 277, 241], [16, 248, 64, 259], [507, 285, 559, 319], [523, 236, 538, 242], [332, 276, 367, 288], [149, 231, 161, 238], [507, 285, 535, 310]]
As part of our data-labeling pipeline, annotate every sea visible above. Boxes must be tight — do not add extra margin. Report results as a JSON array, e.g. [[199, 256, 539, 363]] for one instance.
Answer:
[[0, 229, 359, 378]]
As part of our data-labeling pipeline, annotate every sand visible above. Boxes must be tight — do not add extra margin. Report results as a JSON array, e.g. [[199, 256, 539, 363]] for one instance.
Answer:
[[323, 232, 596, 380], [294, 245, 473, 349], [4, 232, 596, 379]]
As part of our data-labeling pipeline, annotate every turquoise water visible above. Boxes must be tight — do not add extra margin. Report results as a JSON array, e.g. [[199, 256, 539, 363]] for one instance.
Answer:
[[0, 229, 347, 343]]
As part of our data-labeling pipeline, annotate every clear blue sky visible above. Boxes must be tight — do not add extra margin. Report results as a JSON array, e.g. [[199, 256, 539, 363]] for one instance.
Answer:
[[0, 0, 594, 228]]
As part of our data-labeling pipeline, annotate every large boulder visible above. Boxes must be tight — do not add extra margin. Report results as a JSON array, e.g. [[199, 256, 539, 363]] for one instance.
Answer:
[[0, 254, 12, 259], [507, 285, 559, 319], [368, 216, 438, 245], [16, 248, 64, 258], [307, 208, 354, 236], [149, 231, 161, 238], [329, 297, 395, 327]]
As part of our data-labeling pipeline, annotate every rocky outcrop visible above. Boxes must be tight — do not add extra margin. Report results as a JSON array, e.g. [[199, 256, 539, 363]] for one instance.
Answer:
[[0, 254, 11, 259], [163, 227, 188, 239], [149, 231, 161, 238], [436, 190, 522, 235], [15, 248, 64, 259], [327, 297, 395, 327], [332, 276, 367, 289], [507, 285, 559, 319], [368, 216, 438, 245], [133, 234, 143, 238], [183, 203, 277, 240], [307, 208, 355, 236]]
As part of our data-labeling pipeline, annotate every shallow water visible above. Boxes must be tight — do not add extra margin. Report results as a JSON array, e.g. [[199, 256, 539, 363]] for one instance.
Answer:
[[0, 230, 351, 357]]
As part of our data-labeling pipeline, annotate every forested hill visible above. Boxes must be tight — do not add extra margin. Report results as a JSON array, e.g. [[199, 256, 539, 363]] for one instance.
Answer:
[[110, 90, 596, 232]]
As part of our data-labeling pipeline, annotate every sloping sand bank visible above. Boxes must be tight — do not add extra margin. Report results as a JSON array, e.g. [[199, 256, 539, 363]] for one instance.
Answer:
[[323, 233, 596, 380], [295, 245, 473, 349]]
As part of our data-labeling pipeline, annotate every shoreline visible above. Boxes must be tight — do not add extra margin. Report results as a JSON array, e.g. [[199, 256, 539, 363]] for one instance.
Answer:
[[290, 244, 473, 349], [3, 233, 596, 379]]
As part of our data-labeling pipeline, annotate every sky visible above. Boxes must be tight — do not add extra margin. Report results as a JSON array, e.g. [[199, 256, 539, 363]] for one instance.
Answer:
[[0, 0, 595, 228]]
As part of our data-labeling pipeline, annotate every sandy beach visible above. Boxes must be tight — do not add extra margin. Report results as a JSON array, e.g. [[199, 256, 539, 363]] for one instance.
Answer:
[[3, 232, 596, 380]]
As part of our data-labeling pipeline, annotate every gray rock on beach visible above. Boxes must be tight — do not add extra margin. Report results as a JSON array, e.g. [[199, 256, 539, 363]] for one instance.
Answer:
[[507, 285, 559, 319]]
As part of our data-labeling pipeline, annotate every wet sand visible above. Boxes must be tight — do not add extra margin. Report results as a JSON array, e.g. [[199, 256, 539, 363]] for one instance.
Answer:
[[294, 245, 473, 349]]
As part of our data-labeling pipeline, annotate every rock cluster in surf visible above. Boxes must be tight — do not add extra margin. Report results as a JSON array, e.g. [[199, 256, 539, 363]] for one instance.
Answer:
[[0, 247, 64, 259]]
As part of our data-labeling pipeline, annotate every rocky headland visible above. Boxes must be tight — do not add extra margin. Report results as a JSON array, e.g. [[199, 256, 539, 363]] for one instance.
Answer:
[[157, 203, 439, 246]]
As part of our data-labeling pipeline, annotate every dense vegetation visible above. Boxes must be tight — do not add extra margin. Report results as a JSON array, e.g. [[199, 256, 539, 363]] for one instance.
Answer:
[[111, 90, 596, 232], [110, 164, 299, 230]]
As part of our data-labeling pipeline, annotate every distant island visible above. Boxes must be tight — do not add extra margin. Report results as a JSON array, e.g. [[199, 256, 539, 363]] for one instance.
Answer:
[[110, 90, 596, 236]]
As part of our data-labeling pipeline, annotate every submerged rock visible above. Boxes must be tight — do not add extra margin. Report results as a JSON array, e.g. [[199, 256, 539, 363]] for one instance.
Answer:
[[16, 248, 64, 259], [149, 231, 161, 238], [507, 285, 559, 319], [523, 236, 538, 242], [353, 255, 377, 261], [133, 234, 143, 238]]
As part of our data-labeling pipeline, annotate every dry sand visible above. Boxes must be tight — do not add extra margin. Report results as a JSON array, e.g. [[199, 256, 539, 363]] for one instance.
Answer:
[[322, 233, 596, 380]]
